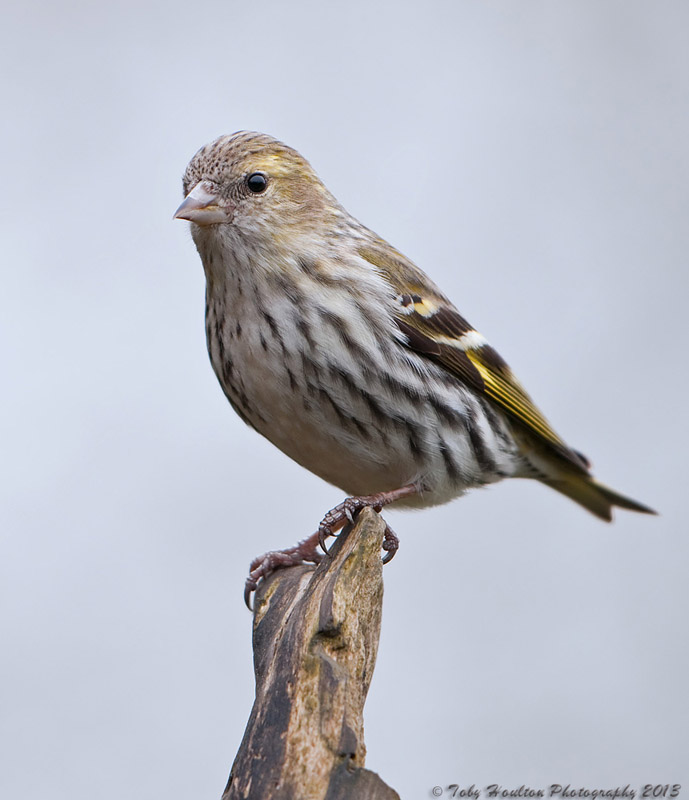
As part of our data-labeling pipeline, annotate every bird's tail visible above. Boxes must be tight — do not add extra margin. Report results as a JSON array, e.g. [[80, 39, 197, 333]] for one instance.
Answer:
[[542, 473, 657, 521]]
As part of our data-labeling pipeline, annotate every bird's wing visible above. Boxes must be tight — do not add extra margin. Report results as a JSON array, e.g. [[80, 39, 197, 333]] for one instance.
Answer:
[[359, 241, 590, 472]]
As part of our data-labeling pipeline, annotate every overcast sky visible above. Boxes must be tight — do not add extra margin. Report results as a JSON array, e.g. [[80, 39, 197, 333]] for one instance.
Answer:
[[1, 2, 687, 798]]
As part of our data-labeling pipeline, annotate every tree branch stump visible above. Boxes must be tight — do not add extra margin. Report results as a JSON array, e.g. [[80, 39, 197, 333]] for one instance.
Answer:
[[222, 507, 399, 800]]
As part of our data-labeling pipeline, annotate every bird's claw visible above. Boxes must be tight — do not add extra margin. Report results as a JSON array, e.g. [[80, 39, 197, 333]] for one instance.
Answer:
[[245, 486, 416, 609], [318, 521, 334, 554], [381, 522, 399, 564], [317, 495, 371, 553], [244, 537, 322, 610], [316, 494, 401, 566]]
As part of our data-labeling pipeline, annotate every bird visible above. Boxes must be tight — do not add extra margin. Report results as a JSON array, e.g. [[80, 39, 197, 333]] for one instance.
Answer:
[[174, 131, 655, 604]]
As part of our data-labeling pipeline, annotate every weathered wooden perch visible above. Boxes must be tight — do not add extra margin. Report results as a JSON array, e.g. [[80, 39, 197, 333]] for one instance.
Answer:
[[222, 507, 399, 800]]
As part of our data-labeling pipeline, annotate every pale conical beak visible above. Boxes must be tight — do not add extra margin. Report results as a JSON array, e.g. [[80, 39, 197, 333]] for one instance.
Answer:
[[173, 182, 232, 225]]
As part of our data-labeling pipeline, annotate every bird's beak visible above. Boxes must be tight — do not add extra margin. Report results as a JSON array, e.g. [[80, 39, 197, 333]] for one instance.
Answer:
[[174, 182, 233, 225]]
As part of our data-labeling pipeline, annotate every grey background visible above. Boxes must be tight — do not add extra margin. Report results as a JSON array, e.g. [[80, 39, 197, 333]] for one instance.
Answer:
[[1, 1, 687, 798]]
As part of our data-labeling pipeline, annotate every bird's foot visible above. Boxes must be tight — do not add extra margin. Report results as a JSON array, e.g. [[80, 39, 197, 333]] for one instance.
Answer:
[[381, 522, 399, 564], [244, 531, 322, 609], [317, 483, 417, 553], [244, 484, 417, 609]]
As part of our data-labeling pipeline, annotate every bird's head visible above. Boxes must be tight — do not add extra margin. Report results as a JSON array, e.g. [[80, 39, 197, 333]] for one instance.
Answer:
[[175, 132, 338, 251]]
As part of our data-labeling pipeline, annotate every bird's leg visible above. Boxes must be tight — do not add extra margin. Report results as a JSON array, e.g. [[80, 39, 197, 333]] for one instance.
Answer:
[[244, 531, 323, 609], [317, 483, 417, 551], [244, 484, 417, 609]]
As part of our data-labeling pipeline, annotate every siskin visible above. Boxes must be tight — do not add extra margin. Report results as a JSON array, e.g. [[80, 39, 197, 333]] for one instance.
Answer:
[[174, 132, 655, 603]]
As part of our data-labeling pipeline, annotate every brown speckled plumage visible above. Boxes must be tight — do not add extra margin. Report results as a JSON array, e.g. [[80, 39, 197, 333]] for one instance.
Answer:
[[175, 131, 656, 600]]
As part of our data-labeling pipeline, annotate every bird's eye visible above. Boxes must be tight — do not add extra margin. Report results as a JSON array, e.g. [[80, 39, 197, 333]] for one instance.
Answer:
[[246, 172, 268, 193]]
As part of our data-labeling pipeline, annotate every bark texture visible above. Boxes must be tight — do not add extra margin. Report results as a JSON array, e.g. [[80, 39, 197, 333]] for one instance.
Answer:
[[222, 508, 399, 800]]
